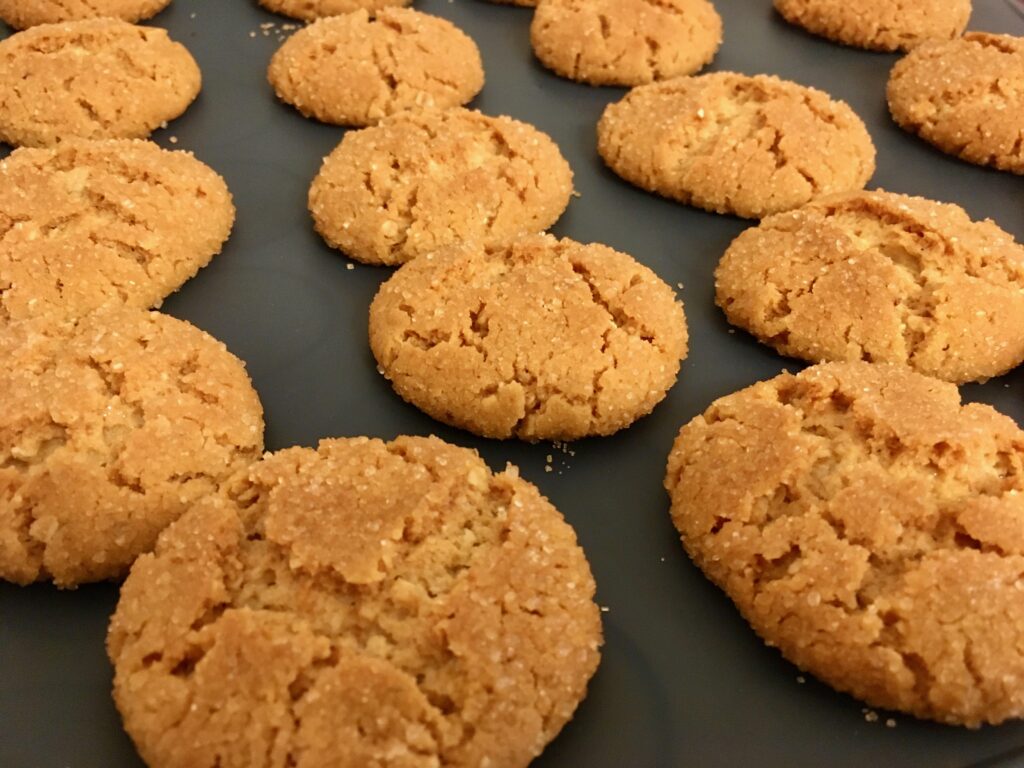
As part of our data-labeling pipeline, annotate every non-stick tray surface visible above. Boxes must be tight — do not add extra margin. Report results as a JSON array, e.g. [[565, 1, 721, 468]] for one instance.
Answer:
[[2, 1, 1024, 766]]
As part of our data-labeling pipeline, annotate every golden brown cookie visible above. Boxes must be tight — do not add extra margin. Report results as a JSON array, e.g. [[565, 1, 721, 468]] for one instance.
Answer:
[[715, 191, 1024, 384], [597, 72, 876, 219], [369, 234, 688, 441], [0, 19, 200, 147], [887, 33, 1024, 175], [108, 435, 602, 767], [665, 361, 1024, 727], [774, 0, 971, 52], [0, 0, 172, 29], [257, 0, 411, 22], [309, 108, 574, 265], [530, 0, 722, 86], [0, 308, 264, 588], [268, 9, 484, 127], [0, 140, 235, 324]]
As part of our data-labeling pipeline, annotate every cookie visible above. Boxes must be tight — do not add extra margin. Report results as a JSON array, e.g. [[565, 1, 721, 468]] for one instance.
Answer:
[[530, 0, 722, 86], [258, 0, 411, 22], [0, 19, 201, 147], [369, 234, 688, 441], [0, 140, 235, 324], [887, 33, 1024, 175], [309, 108, 574, 265], [715, 191, 1024, 384], [268, 9, 484, 128], [774, 0, 971, 52], [108, 435, 602, 767], [597, 73, 876, 219], [0, 308, 264, 588], [0, 0, 172, 29], [485, 0, 537, 5], [665, 361, 1024, 726]]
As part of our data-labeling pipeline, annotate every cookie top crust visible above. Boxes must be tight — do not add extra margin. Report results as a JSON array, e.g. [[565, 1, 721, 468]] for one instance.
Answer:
[[369, 234, 688, 441], [268, 9, 484, 127], [0, 0, 173, 29], [887, 33, 1024, 175], [0, 19, 201, 147], [774, 0, 972, 52], [108, 435, 602, 768], [0, 140, 235, 323], [258, 0, 411, 22], [597, 72, 876, 219], [666, 361, 1024, 726], [531, 0, 722, 86], [715, 190, 1024, 383], [309, 108, 574, 265], [0, 308, 264, 588]]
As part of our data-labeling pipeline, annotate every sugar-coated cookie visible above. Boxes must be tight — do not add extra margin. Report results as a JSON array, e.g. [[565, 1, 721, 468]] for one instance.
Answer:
[[258, 0, 410, 22], [597, 72, 875, 219], [369, 234, 688, 441], [531, 0, 722, 86], [109, 435, 602, 767], [0, 19, 200, 147], [666, 361, 1024, 726], [269, 9, 483, 127], [0, 309, 264, 588], [0, 0, 172, 29], [309, 108, 574, 265]]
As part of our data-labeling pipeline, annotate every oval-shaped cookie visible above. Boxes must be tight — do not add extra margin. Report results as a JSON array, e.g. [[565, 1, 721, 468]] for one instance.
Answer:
[[0, 19, 201, 147], [715, 191, 1024, 384], [0, 0, 172, 29], [774, 0, 971, 52], [0, 140, 235, 324], [370, 234, 688, 441], [531, 0, 722, 86], [258, 0, 411, 22], [109, 435, 602, 767], [597, 73, 876, 219], [268, 9, 484, 127], [0, 308, 264, 588], [309, 109, 574, 265], [666, 361, 1024, 726], [888, 33, 1024, 175]]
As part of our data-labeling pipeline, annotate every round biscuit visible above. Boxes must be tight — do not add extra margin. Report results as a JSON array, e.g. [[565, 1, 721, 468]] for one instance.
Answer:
[[258, 0, 411, 22], [0, 0, 172, 29]]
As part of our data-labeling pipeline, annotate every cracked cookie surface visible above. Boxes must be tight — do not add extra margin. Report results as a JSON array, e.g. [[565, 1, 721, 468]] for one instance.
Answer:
[[258, 0, 411, 22], [0, 18, 200, 147], [715, 191, 1024, 384], [0, 140, 235, 324], [665, 361, 1024, 726], [369, 234, 688, 441], [268, 9, 483, 128], [0, 308, 264, 587], [887, 33, 1024, 175], [530, 0, 722, 86], [774, 0, 971, 52], [0, 0, 172, 29], [597, 72, 875, 219], [309, 108, 574, 265], [108, 435, 602, 768]]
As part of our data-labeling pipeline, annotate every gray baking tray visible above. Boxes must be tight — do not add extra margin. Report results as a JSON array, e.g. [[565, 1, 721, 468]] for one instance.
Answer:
[[2, 1, 1024, 765]]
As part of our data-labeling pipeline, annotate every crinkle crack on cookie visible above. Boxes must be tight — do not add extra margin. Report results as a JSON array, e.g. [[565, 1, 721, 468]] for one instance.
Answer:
[[715, 191, 1024, 383], [887, 33, 1024, 175], [0, 0, 173, 29], [774, 0, 972, 52], [108, 435, 602, 768], [268, 9, 484, 127], [597, 72, 876, 219], [666, 361, 1024, 727], [0, 308, 264, 588], [531, 0, 722, 86], [0, 140, 235, 324], [0, 18, 201, 147], [369, 234, 688, 441], [309, 108, 574, 265], [257, 0, 411, 22]]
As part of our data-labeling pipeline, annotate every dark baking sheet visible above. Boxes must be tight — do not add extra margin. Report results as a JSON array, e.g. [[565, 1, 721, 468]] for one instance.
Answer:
[[2, 1, 1024, 766]]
